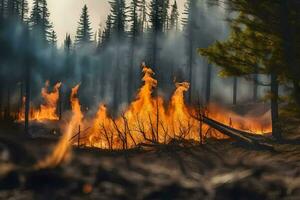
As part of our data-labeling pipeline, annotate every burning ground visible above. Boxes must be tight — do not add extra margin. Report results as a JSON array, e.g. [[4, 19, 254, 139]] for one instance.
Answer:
[[0, 127, 299, 200]]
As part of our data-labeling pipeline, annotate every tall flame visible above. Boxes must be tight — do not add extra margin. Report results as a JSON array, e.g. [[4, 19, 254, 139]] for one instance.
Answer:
[[82, 65, 272, 150], [19, 81, 61, 121], [34, 65, 272, 159], [37, 84, 83, 168]]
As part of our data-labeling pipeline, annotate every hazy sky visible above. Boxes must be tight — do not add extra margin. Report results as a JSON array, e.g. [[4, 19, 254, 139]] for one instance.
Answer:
[[28, 0, 186, 46]]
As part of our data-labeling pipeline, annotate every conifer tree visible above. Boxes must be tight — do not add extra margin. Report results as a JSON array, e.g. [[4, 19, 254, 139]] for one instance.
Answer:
[[20, 0, 28, 21], [0, 0, 5, 18], [139, 0, 147, 33], [162, 0, 170, 32], [109, 0, 127, 113], [95, 24, 102, 51], [128, 0, 141, 101], [182, 0, 198, 103], [169, 0, 179, 31], [6, 0, 19, 17], [49, 29, 57, 47], [149, 0, 164, 69], [101, 14, 112, 50], [64, 33, 72, 54], [200, 0, 300, 139], [109, 0, 127, 40], [75, 4, 93, 46], [30, 0, 52, 44]]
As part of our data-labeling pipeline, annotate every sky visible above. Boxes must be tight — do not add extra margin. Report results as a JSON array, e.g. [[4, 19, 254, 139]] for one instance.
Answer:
[[28, 0, 186, 46]]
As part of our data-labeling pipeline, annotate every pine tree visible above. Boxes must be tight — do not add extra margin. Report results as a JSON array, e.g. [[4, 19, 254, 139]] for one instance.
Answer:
[[128, 0, 142, 102], [20, 0, 28, 21], [199, 0, 300, 139], [6, 0, 19, 17], [75, 4, 93, 46], [0, 0, 6, 19], [162, 0, 170, 32], [30, 0, 42, 29], [139, 0, 147, 33], [169, 0, 179, 31], [149, 0, 164, 69], [96, 25, 102, 51], [101, 14, 112, 50], [109, 0, 127, 113], [49, 29, 57, 47], [64, 33, 72, 53], [41, 0, 52, 40], [30, 0, 52, 44], [182, 0, 198, 103], [109, 0, 127, 40]]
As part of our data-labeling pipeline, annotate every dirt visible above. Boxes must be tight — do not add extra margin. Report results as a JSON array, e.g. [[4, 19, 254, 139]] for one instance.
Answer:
[[0, 123, 299, 200]]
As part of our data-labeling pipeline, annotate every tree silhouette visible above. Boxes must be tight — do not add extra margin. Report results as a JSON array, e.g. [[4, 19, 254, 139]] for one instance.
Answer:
[[75, 4, 93, 46], [30, 0, 52, 44], [170, 0, 179, 31]]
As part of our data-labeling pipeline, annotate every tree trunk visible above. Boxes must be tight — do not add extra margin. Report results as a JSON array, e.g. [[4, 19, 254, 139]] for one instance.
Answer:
[[5, 85, 11, 120], [253, 74, 258, 102], [0, 88, 3, 120], [59, 87, 62, 120], [0, 84, 2, 120], [128, 41, 135, 103], [270, 73, 281, 140], [100, 65, 106, 100], [233, 77, 238, 105], [25, 62, 31, 135], [113, 44, 121, 116], [205, 63, 212, 104], [19, 82, 23, 116], [21, 0, 26, 21], [187, 29, 194, 104], [279, 1, 300, 107]]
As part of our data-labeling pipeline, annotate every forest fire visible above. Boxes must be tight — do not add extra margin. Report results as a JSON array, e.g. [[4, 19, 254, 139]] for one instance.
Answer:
[[20, 65, 272, 158], [62, 65, 272, 150], [18, 81, 61, 122]]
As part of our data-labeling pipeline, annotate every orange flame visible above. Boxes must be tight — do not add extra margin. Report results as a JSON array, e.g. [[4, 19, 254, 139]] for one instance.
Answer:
[[19, 81, 61, 121], [81, 65, 272, 150], [37, 84, 83, 168]]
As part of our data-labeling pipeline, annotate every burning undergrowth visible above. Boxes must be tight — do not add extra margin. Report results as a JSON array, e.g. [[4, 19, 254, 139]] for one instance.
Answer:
[[79, 65, 271, 150], [30, 64, 272, 168], [18, 81, 62, 122]]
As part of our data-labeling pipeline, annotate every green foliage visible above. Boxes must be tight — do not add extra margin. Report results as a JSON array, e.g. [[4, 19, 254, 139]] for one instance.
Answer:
[[49, 29, 57, 47], [200, 0, 300, 134], [129, 0, 142, 39], [138, 0, 147, 32], [101, 14, 113, 49], [109, 0, 127, 40], [149, 0, 164, 33], [30, 0, 53, 44], [64, 33, 72, 53], [75, 4, 93, 45], [200, 0, 300, 82], [0, 0, 28, 21]]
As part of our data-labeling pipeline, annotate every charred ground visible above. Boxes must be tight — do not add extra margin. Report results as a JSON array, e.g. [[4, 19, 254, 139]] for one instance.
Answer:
[[0, 122, 299, 200]]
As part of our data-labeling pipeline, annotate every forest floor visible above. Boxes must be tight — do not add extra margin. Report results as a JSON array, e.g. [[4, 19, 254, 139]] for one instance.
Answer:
[[0, 121, 299, 200]]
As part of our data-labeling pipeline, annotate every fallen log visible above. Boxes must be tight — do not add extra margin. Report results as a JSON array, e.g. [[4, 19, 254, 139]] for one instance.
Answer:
[[195, 115, 274, 151]]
